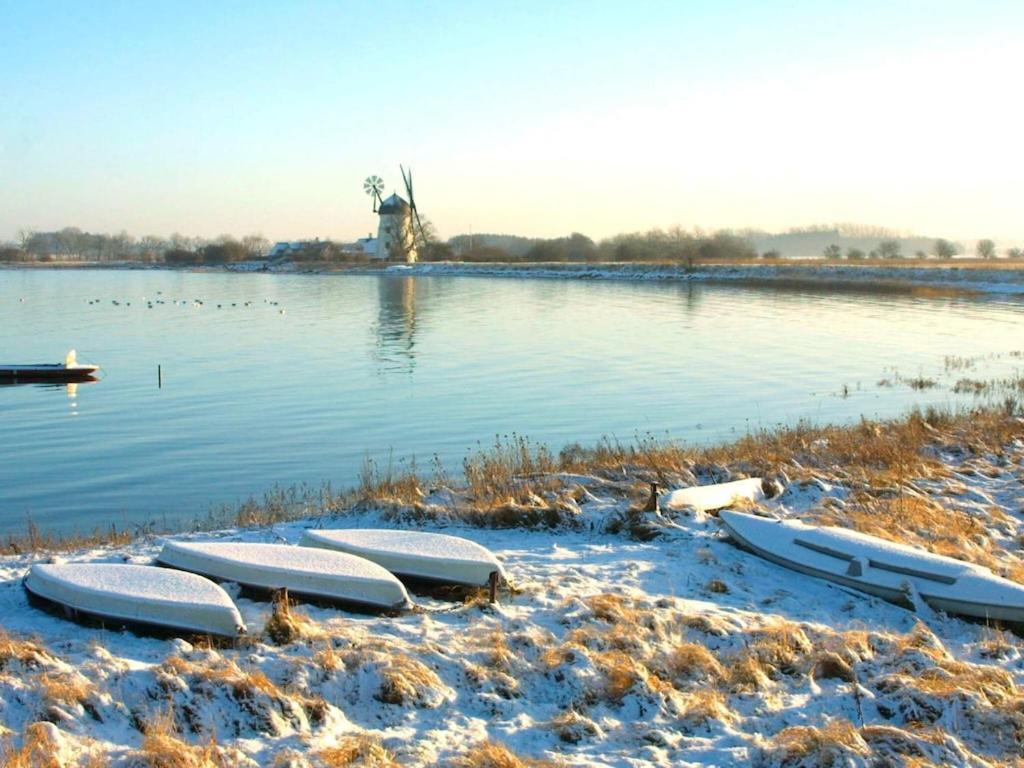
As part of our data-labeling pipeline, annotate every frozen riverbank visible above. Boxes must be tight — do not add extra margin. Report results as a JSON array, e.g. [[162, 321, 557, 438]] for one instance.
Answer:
[[9, 259, 1024, 296], [3, 406, 1024, 765], [279, 260, 1024, 297]]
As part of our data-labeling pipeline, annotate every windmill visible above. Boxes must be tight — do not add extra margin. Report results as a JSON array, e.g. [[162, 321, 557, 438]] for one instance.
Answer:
[[363, 175, 384, 213], [364, 166, 431, 263]]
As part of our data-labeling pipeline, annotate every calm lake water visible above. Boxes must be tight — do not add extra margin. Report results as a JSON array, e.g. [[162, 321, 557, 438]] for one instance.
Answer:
[[2, 268, 1022, 536]]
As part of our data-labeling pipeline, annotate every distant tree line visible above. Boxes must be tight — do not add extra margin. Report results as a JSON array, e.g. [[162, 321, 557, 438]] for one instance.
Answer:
[[3, 224, 1021, 266], [0, 227, 270, 264], [428, 228, 757, 264], [814, 237, 1020, 261]]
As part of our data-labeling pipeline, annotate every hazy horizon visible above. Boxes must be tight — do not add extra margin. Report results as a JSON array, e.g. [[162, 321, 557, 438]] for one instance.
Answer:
[[2, 1, 1021, 245]]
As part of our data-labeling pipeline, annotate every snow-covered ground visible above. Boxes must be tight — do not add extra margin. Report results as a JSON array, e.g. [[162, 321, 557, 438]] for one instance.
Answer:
[[3, 428, 1024, 766]]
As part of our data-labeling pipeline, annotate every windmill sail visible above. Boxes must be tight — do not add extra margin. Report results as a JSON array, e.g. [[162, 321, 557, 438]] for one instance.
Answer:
[[400, 165, 431, 248]]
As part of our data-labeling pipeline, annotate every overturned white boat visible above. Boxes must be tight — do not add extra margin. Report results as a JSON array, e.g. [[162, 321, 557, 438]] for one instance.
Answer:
[[157, 541, 411, 610], [24, 563, 245, 638], [299, 529, 506, 587], [661, 477, 766, 513], [0, 349, 99, 384], [720, 510, 1024, 624]]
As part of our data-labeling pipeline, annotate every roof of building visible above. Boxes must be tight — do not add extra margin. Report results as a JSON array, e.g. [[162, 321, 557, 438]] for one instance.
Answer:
[[378, 193, 410, 215]]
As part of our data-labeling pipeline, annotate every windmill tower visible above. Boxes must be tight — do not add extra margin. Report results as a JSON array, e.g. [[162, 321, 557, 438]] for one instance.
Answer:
[[362, 166, 429, 264]]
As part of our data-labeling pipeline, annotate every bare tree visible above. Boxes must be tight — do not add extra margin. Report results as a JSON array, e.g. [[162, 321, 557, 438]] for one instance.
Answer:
[[934, 238, 958, 259], [877, 239, 902, 259], [241, 234, 271, 259], [976, 239, 996, 259], [822, 244, 842, 260]]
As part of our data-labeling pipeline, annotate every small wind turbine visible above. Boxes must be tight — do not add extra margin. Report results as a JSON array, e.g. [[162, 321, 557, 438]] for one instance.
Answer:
[[363, 175, 385, 212]]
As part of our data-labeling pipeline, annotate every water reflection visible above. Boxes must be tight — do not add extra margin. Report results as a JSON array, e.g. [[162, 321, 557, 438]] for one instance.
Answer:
[[373, 275, 419, 372]]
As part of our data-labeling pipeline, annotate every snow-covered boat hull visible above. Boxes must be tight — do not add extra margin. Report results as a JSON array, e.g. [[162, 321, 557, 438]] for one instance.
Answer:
[[23, 563, 245, 638], [157, 540, 411, 610], [661, 478, 765, 513], [720, 510, 1024, 623], [300, 529, 505, 587]]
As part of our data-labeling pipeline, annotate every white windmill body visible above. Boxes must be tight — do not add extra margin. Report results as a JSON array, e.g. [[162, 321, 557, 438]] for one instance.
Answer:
[[376, 193, 416, 263]]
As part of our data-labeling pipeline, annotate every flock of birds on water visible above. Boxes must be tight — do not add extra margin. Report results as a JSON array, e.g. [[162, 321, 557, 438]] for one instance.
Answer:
[[65, 290, 289, 314]]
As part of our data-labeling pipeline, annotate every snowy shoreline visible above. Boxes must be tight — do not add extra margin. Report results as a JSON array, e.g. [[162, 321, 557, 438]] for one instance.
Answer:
[[281, 260, 1024, 296], [8, 260, 1024, 296], [3, 407, 1024, 765]]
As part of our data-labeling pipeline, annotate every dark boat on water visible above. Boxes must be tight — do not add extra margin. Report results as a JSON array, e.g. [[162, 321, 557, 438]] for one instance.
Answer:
[[0, 350, 99, 383]]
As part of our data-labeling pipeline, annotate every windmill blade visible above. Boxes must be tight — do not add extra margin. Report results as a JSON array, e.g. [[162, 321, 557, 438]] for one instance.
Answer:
[[399, 165, 413, 207], [400, 165, 429, 246]]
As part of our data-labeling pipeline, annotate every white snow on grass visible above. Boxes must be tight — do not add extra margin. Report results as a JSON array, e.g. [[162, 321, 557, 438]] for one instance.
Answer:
[[3, 432, 1024, 766]]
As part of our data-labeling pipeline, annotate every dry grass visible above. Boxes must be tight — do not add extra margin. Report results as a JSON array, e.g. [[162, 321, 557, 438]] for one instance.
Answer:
[[0, 722, 72, 768], [746, 619, 814, 675], [3, 482, 350, 555], [594, 650, 643, 701], [315, 734, 398, 767], [592, 649, 674, 703], [812, 494, 1000, 570], [134, 710, 226, 768], [544, 710, 602, 744], [264, 590, 324, 645], [37, 671, 95, 708], [0, 629, 55, 670], [585, 593, 640, 625], [312, 643, 343, 673], [705, 578, 729, 594], [2, 518, 134, 557], [452, 740, 559, 768], [664, 642, 725, 685], [358, 453, 426, 506], [726, 651, 773, 693], [764, 719, 870, 765], [375, 654, 445, 706], [680, 689, 736, 726]]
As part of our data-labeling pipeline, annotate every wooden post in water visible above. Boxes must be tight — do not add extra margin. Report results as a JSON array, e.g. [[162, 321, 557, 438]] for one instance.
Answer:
[[158, 364, 162, 388]]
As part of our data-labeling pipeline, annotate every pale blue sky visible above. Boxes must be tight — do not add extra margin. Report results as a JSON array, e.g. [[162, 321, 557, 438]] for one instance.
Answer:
[[2, 1, 1021, 243]]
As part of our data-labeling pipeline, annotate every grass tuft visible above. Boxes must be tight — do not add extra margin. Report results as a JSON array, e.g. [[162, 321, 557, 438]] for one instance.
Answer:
[[375, 654, 445, 706], [764, 719, 869, 765], [315, 734, 398, 767], [452, 740, 559, 767], [264, 590, 323, 645]]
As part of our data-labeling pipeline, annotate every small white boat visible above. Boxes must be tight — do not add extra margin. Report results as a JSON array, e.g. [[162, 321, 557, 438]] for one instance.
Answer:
[[300, 529, 505, 587], [661, 478, 765, 513], [720, 510, 1024, 623], [157, 541, 411, 610], [0, 350, 99, 384], [24, 563, 245, 637]]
